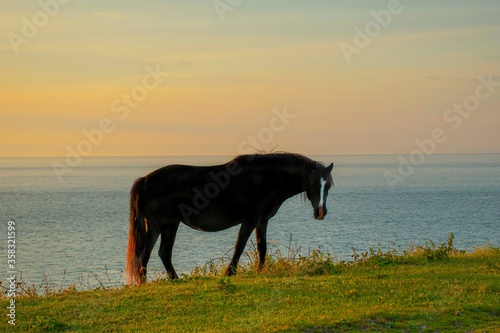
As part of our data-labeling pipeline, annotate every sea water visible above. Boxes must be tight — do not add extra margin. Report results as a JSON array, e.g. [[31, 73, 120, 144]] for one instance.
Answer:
[[1, 154, 499, 289]]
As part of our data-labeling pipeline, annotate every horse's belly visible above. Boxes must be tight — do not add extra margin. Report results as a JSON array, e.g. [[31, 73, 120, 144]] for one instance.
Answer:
[[181, 208, 244, 232]]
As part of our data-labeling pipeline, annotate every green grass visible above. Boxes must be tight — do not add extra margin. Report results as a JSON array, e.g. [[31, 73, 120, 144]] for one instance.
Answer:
[[2, 234, 500, 332]]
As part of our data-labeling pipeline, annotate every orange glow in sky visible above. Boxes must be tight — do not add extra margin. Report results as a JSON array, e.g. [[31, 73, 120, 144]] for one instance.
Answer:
[[1, 1, 499, 157]]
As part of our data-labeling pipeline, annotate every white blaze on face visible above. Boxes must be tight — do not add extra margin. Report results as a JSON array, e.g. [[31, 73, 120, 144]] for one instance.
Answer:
[[318, 178, 327, 209]]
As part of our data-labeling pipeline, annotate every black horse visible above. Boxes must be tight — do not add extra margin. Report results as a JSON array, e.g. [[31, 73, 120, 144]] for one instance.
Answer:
[[126, 153, 334, 284]]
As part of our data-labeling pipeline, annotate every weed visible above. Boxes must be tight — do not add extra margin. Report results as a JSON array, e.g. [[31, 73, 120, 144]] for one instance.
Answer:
[[0, 232, 478, 298], [217, 277, 237, 293], [30, 316, 68, 331]]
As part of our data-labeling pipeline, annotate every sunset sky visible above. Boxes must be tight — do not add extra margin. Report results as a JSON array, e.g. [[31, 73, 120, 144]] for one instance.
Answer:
[[1, 0, 499, 157]]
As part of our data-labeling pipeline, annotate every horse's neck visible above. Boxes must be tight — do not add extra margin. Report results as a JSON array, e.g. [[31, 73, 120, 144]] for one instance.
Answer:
[[244, 155, 312, 198], [270, 164, 309, 199]]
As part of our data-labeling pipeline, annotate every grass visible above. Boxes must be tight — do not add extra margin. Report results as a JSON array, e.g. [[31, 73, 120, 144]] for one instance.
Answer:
[[2, 233, 499, 332]]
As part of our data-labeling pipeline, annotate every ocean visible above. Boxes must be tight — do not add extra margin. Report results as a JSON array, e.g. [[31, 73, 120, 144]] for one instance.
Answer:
[[1, 154, 499, 290]]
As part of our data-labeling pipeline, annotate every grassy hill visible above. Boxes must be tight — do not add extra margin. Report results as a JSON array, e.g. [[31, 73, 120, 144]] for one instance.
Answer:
[[2, 234, 499, 332]]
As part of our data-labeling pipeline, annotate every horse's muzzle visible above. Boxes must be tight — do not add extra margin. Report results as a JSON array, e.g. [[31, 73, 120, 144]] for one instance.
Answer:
[[315, 207, 325, 220]]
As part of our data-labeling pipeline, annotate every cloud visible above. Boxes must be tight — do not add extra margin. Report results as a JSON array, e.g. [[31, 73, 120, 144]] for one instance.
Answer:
[[423, 75, 500, 84], [423, 76, 469, 82], [0, 49, 191, 88], [80, 11, 130, 20]]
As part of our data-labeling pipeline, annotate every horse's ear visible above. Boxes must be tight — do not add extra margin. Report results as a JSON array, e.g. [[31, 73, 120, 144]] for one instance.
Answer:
[[326, 163, 334, 173]]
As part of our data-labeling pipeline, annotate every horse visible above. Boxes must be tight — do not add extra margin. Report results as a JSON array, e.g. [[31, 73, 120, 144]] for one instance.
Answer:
[[126, 153, 334, 284]]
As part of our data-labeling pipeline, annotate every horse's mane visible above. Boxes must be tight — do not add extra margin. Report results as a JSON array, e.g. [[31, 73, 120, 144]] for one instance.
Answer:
[[267, 152, 334, 185], [232, 151, 316, 169], [232, 152, 333, 186]]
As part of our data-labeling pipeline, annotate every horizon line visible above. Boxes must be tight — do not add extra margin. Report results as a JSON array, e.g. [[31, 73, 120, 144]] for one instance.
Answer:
[[1, 151, 500, 159]]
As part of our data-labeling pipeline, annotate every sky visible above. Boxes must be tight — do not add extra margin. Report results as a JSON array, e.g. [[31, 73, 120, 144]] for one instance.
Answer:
[[1, 0, 499, 157]]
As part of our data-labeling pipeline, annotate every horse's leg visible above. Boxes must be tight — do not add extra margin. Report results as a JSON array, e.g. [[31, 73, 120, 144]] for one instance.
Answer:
[[158, 221, 180, 280], [139, 221, 160, 284], [254, 219, 269, 271], [225, 220, 259, 276]]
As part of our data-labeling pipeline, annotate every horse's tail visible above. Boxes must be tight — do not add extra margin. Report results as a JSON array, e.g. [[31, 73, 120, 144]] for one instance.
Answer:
[[126, 177, 147, 285]]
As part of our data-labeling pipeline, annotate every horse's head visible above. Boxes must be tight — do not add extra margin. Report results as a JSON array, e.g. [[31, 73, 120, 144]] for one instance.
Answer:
[[306, 162, 334, 220]]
